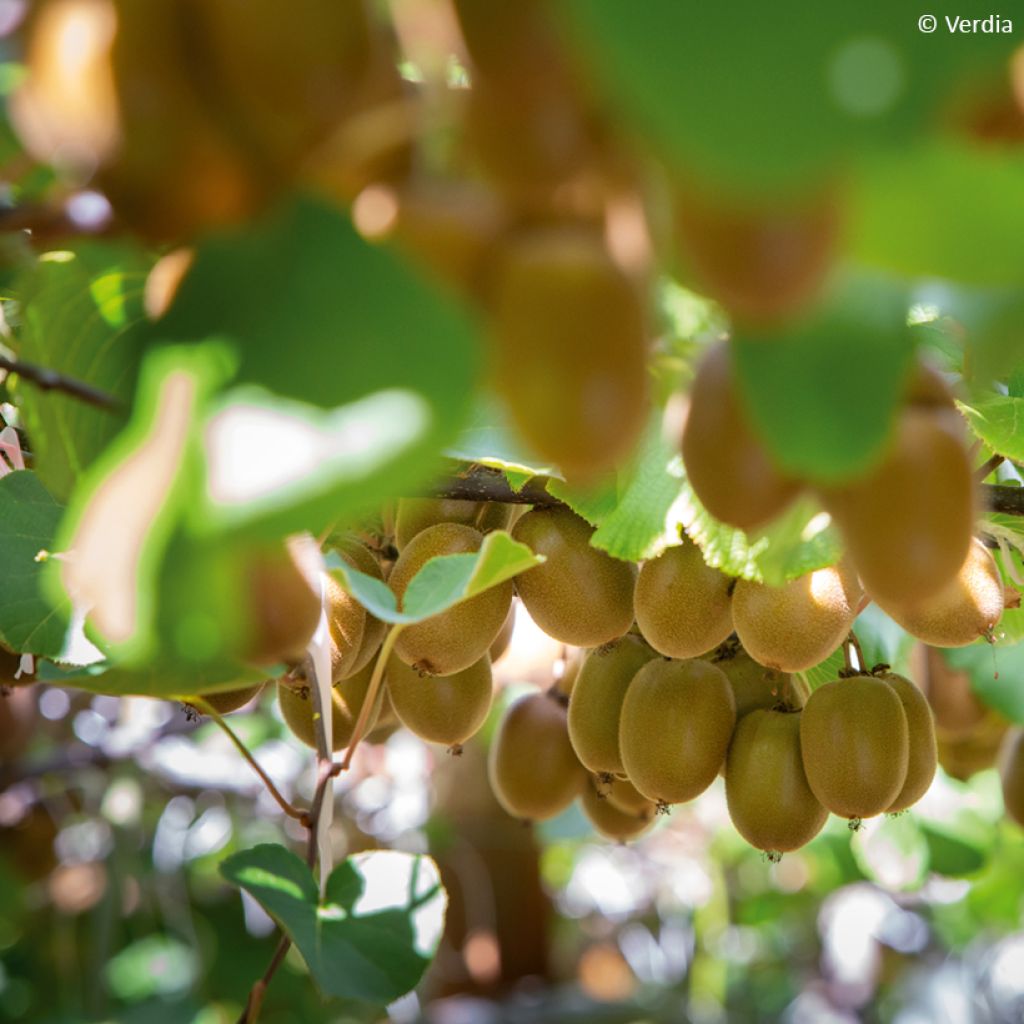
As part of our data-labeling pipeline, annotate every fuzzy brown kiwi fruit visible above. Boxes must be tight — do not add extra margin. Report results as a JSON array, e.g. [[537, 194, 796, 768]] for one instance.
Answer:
[[800, 674, 909, 821], [618, 658, 735, 805], [878, 672, 937, 812], [487, 227, 649, 482], [713, 646, 800, 718], [580, 777, 655, 842], [512, 507, 636, 646], [327, 539, 386, 680], [999, 729, 1024, 827], [937, 710, 1009, 781], [386, 654, 493, 750], [567, 635, 657, 776], [909, 643, 987, 741], [554, 648, 583, 698], [390, 523, 512, 676], [489, 602, 516, 663], [488, 690, 587, 821], [187, 683, 264, 716], [681, 342, 801, 530], [731, 562, 862, 673], [875, 538, 1007, 648], [394, 498, 514, 551], [601, 776, 655, 817], [634, 539, 734, 658], [277, 660, 380, 752], [725, 709, 828, 856], [821, 408, 975, 608]]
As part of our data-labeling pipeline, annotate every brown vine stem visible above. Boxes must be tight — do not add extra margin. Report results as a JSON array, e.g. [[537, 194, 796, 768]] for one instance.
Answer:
[[0, 354, 122, 411], [193, 697, 305, 822], [340, 625, 404, 772], [976, 453, 1006, 481]]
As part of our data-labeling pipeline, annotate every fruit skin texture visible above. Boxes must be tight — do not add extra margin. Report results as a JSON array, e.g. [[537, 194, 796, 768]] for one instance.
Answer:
[[390, 523, 512, 676], [394, 498, 514, 551], [581, 777, 655, 841], [512, 507, 636, 647], [488, 691, 587, 821], [489, 603, 516, 663], [910, 643, 987, 740], [488, 227, 649, 481], [337, 540, 386, 676], [567, 635, 658, 776], [277, 660, 380, 752], [681, 341, 800, 531], [619, 658, 736, 805], [602, 776, 655, 817], [634, 540, 734, 659], [327, 540, 385, 681], [821, 408, 975, 608], [731, 561, 863, 673], [188, 683, 264, 715], [999, 729, 1024, 827], [715, 648, 799, 718], [876, 538, 1006, 648], [800, 675, 909, 820], [879, 672, 937, 812], [386, 654, 493, 748], [725, 709, 828, 854]]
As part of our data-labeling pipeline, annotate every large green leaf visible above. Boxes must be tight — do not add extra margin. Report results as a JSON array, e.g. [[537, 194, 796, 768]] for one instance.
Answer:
[[0, 470, 67, 657], [12, 243, 153, 499], [221, 844, 446, 1005], [958, 393, 1024, 462], [732, 275, 916, 483], [157, 195, 481, 536]]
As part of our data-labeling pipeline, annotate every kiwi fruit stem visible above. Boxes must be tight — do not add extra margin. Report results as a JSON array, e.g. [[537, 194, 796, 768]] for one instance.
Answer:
[[339, 624, 404, 770]]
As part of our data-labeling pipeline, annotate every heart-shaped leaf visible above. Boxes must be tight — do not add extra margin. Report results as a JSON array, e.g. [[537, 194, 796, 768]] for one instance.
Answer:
[[221, 844, 446, 1005]]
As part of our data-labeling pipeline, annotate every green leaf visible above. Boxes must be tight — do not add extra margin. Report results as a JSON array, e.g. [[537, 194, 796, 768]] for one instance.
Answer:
[[157, 195, 481, 537], [445, 395, 558, 480], [732, 274, 916, 484], [854, 605, 914, 676], [38, 661, 269, 699], [12, 243, 153, 500], [943, 642, 1024, 725], [220, 844, 447, 1005], [920, 823, 988, 877], [0, 470, 68, 657], [851, 144, 1024, 286], [327, 530, 542, 625], [958, 394, 1024, 462], [799, 647, 846, 692]]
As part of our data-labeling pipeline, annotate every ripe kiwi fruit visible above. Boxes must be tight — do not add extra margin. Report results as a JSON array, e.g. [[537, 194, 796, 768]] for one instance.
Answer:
[[618, 658, 736, 805], [800, 674, 909, 821], [328, 539, 386, 680], [634, 539, 734, 658], [999, 729, 1024, 827], [487, 226, 649, 481], [909, 643, 987, 740], [877, 672, 937, 812], [875, 538, 1006, 648], [244, 534, 323, 666], [489, 602, 516, 663], [731, 561, 862, 673], [713, 646, 800, 718], [681, 341, 801, 531], [821, 408, 975, 608], [187, 683, 264, 716], [512, 507, 636, 647], [277, 660, 380, 752], [602, 776, 655, 817], [581, 776, 655, 842], [725, 709, 828, 856], [390, 523, 513, 676], [386, 653, 493, 750], [394, 498, 514, 551], [488, 689, 587, 821], [937, 710, 1009, 781], [567, 635, 658, 776]]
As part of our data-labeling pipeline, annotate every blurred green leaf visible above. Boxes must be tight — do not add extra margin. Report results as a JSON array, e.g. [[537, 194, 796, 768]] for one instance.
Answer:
[[921, 823, 988, 877], [220, 844, 447, 1005], [0, 470, 67, 656], [105, 935, 198, 1001], [958, 394, 1024, 461], [943, 641, 1024, 724], [854, 605, 915, 675], [12, 243, 153, 500]]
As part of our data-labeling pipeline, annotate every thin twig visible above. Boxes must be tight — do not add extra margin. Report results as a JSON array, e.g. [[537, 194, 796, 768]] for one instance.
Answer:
[[192, 698, 305, 822], [236, 935, 292, 1024], [340, 626, 403, 771], [0, 354, 122, 411], [984, 484, 1024, 516], [976, 453, 1005, 481], [430, 464, 563, 507]]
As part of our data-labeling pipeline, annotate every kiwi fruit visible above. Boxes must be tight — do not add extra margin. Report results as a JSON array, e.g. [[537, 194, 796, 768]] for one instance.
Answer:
[[909, 643, 987, 740], [277, 659, 380, 752], [634, 539, 734, 658], [714, 646, 799, 718], [681, 341, 801, 531], [386, 654, 493, 750], [937, 710, 1009, 781], [554, 647, 583, 698], [512, 507, 636, 646], [244, 534, 323, 666], [567, 635, 658, 776], [580, 777, 655, 842], [731, 562, 862, 673], [618, 658, 736, 805], [821, 408, 975, 608], [187, 683, 264, 716], [390, 523, 513, 676], [394, 498, 514, 552], [725, 709, 828, 855], [488, 690, 587, 821], [328, 539, 386, 680], [602, 776, 655, 818], [800, 674, 909, 821], [489, 602, 516, 663], [875, 538, 1006, 648], [487, 227, 649, 481], [999, 729, 1024, 827], [877, 672, 937, 812]]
